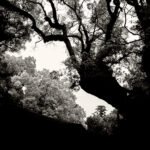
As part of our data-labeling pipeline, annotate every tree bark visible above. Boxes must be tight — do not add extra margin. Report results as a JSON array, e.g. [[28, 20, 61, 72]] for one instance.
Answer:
[[78, 60, 130, 115]]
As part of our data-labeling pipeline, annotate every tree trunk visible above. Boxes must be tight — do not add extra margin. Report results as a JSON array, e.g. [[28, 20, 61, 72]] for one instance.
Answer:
[[78, 4, 150, 143], [78, 60, 129, 114], [78, 58, 149, 144]]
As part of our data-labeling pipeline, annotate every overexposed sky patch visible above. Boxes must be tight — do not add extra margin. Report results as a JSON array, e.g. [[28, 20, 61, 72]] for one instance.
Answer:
[[75, 89, 114, 117], [15, 37, 68, 71]]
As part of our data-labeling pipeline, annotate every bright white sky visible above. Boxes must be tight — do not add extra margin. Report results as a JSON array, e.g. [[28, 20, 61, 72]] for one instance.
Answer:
[[10, 37, 114, 118]]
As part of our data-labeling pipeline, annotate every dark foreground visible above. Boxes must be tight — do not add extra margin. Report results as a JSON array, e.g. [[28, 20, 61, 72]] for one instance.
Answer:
[[0, 99, 148, 149]]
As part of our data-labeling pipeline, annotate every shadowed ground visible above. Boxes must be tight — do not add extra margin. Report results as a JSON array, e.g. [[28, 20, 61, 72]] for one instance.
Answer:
[[0, 99, 118, 148], [0, 99, 148, 149]]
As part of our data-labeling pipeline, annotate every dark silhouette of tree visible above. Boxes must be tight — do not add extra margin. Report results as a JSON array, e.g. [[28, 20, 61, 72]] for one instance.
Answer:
[[86, 106, 120, 137], [0, 0, 150, 145]]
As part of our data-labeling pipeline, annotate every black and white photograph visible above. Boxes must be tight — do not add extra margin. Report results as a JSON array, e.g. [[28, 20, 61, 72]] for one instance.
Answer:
[[0, 0, 149, 148]]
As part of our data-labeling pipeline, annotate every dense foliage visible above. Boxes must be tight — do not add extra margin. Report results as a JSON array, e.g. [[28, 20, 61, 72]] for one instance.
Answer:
[[3, 54, 85, 124]]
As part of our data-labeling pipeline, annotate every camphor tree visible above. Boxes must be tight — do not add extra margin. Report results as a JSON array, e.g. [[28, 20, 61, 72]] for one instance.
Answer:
[[0, 0, 150, 141]]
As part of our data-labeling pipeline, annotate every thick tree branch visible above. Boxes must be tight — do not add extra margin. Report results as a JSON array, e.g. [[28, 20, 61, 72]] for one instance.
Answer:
[[47, 0, 59, 25], [0, 0, 65, 43], [46, 0, 64, 29], [105, 0, 121, 42], [0, 0, 77, 61], [28, 0, 62, 30], [78, 23, 85, 51], [43, 1, 78, 58], [29, 1, 63, 30], [44, 35, 66, 42]]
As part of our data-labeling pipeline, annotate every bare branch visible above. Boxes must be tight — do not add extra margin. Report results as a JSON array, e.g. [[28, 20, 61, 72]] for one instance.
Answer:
[[29, 0, 63, 30]]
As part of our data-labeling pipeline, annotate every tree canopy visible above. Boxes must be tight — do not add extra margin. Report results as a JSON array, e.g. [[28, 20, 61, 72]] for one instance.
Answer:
[[0, 0, 145, 111], [3, 54, 86, 124], [1, 0, 150, 142]]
